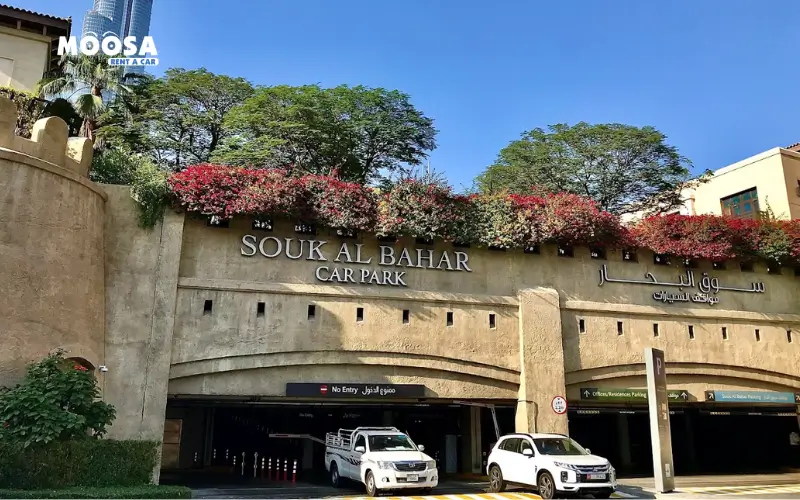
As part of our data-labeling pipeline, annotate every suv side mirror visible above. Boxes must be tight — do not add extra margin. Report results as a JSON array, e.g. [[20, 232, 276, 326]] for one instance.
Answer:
[[586, 448, 591, 454], [418, 445, 425, 452], [355, 446, 365, 453], [522, 448, 534, 457]]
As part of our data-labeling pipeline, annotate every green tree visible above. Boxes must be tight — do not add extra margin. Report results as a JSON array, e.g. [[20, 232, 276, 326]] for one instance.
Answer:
[[0, 350, 115, 448], [214, 84, 437, 183], [37, 54, 132, 142], [139, 68, 254, 169], [477, 122, 696, 216]]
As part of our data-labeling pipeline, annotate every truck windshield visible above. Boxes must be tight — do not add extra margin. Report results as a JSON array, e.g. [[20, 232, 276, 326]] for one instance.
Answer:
[[368, 434, 417, 451], [533, 437, 589, 456]]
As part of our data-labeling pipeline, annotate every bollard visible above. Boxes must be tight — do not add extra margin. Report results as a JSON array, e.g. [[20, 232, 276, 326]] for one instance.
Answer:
[[268, 458, 272, 481], [261, 457, 265, 478], [241, 452, 246, 476], [253, 452, 259, 478], [292, 459, 297, 484], [283, 458, 288, 481]]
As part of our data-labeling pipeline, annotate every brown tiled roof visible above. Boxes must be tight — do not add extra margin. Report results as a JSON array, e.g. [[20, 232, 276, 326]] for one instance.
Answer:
[[786, 142, 800, 152], [0, 3, 71, 23]]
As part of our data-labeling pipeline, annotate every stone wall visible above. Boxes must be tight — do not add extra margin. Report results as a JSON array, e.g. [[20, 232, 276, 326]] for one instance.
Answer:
[[0, 97, 103, 384]]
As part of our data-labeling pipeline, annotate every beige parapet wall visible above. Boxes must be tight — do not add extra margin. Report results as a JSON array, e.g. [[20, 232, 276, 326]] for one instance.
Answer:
[[0, 96, 106, 384]]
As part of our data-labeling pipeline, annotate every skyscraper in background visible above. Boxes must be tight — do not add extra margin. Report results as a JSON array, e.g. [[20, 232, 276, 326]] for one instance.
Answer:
[[81, 0, 154, 74]]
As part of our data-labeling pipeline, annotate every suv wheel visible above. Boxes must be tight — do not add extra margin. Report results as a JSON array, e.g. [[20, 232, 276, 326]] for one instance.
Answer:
[[537, 471, 556, 499], [488, 465, 506, 493]]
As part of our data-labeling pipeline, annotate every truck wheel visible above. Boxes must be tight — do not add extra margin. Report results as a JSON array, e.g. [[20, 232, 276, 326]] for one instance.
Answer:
[[330, 462, 341, 488], [489, 465, 506, 493], [537, 471, 556, 499], [365, 470, 378, 497]]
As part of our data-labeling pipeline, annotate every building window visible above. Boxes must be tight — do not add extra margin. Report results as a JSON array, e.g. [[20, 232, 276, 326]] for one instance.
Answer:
[[252, 219, 273, 231], [307, 304, 316, 319], [524, 245, 540, 254], [720, 188, 759, 220], [617, 321, 624, 336], [713, 261, 726, 270], [578, 318, 586, 333], [207, 216, 229, 228], [722, 327, 728, 340], [622, 250, 638, 262], [489, 313, 496, 329], [402, 309, 410, 324], [446, 311, 454, 327], [356, 307, 364, 322], [740, 261, 754, 272], [755, 329, 761, 342], [654, 254, 670, 266], [257, 302, 265, 318], [558, 245, 574, 258], [788, 330, 794, 344], [688, 325, 695, 340], [653, 323, 659, 337], [203, 300, 213, 315]]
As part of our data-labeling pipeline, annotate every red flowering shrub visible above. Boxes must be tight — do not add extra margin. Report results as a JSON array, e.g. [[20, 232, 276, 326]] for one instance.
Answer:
[[162, 165, 799, 265], [540, 193, 623, 246], [169, 164, 254, 219], [376, 180, 467, 241], [632, 215, 736, 260], [300, 175, 377, 231]]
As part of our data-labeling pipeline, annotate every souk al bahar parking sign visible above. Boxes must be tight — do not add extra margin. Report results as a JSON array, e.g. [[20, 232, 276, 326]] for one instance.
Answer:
[[598, 264, 765, 306]]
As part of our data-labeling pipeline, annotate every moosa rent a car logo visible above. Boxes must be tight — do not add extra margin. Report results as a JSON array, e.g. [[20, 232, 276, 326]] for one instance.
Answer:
[[57, 33, 158, 68]]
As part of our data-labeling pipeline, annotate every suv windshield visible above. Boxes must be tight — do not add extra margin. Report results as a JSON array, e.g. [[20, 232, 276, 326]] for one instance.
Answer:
[[368, 434, 417, 451], [534, 437, 589, 456]]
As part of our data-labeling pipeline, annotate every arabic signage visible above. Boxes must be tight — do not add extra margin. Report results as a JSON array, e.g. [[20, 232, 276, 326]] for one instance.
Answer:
[[598, 264, 766, 306], [580, 387, 690, 402], [242, 236, 471, 287], [286, 383, 427, 398], [704, 390, 799, 404]]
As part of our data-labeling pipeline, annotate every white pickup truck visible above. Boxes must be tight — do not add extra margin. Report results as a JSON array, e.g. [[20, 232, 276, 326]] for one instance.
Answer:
[[325, 426, 439, 496]]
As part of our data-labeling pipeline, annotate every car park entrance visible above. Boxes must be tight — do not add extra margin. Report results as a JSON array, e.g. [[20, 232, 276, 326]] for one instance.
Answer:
[[161, 397, 516, 482], [568, 403, 800, 476]]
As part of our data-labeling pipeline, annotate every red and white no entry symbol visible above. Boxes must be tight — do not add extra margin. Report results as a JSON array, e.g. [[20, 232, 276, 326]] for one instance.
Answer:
[[319, 385, 328, 395], [551, 396, 567, 415]]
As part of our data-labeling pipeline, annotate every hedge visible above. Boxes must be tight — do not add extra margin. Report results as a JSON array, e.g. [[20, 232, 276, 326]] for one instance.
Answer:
[[0, 440, 160, 489], [0, 486, 192, 499]]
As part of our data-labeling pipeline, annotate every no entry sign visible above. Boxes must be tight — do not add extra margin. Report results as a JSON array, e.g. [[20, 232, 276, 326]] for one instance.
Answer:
[[552, 396, 568, 415]]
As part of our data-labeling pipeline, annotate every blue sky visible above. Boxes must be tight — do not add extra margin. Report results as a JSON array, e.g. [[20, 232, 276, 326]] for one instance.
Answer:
[[17, 0, 800, 190]]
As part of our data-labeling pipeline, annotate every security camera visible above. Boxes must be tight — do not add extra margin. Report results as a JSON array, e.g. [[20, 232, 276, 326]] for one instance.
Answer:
[[98, 365, 109, 373]]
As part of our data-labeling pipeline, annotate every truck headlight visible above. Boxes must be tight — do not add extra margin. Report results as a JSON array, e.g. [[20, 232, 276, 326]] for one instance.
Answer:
[[553, 462, 578, 471], [426, 460, 437, 469], [377, 461, 393, 470]]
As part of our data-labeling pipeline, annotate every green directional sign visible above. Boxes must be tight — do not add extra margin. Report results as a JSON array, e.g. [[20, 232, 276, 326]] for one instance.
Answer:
[[580, 387, 691, 402]]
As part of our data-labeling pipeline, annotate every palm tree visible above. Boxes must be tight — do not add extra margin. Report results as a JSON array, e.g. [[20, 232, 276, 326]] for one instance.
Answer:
[[37, 53, 131, 143]]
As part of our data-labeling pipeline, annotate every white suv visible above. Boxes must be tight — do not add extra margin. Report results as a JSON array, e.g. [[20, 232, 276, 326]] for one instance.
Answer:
[[486, 433, 616, 499]]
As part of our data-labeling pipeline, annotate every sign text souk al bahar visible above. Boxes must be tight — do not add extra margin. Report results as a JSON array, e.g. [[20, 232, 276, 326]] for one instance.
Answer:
[[598, 264, 766, 306], [241, 235, 471, 287]]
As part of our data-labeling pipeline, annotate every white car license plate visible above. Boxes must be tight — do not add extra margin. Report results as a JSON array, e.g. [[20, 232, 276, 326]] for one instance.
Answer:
[[407, 474, 419, 482], [588, 473, 606, 480]]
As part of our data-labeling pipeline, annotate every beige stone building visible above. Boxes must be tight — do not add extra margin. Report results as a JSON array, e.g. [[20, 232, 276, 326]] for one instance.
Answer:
[[0, 4, 71, 92], [1, 103, 799, 481], [625, 145, 800, 224]]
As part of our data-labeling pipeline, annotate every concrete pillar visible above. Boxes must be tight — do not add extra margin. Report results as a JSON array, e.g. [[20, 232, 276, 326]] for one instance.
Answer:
[[460, 408, 472, 474], [684, 411, 697, 473], [617, 413, 633, 470], [515, 288, 568, 435], [203, 407, 215, 466], [470, 406, 482, 473]]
